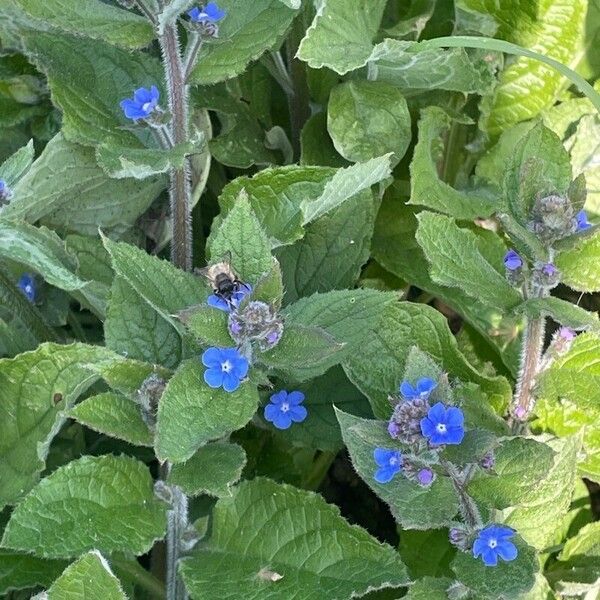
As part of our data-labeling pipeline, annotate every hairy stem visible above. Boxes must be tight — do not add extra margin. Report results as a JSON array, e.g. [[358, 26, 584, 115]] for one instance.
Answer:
[[442, 459, 482, 530], [165, 482, 189, 600], [159, 23, 192, 271], [183, 33, 203, 83]]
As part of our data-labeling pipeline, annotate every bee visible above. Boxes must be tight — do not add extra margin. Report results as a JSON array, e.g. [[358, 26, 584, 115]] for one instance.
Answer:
[[198, 254, 248, 305]]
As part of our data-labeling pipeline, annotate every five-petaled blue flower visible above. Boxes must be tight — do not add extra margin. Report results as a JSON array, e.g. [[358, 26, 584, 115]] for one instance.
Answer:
[[207, 284, 252, 312], [420, 402, 465, 445], [503, 249, 522, 271], [473, 525, 518, 567], [373, 448, 403, 483], [264, 390, 307, 430], [576, 210, 592, 231], [188, 2, 226, 22], [18, 273, 36, 303], [400, 377, 437, 401], [202, 347, 248, 392], [120, 86, 160, 121]]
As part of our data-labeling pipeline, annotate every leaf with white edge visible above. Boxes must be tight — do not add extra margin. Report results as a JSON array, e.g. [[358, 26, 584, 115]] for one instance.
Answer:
[[297, 0, 388, 75], [179, 304, 232, 347], [343, 301, 512, 417], [68, 392, 153, 447], [180, 477, 409, 598], [451, 535, 539, 600], [300, 154, 392, 224], [167, 442, 246, 497], [46, 551, 127, 600], [0, 139, 33, 186], [556, 230, 600, 292], [190, 0, 298, 85], [405, 577, 453, 600], [10, 0, 154, 49], [157, 0, 195, 35], [208, 193, 273, 283], [0, 343, 116, 509], [559, 521, 600, 561], [277, 0, 300, 7], [327, 80, 411, 164], [367, 39, 497, 94], [467, 437, 556, 509], [514, 297, 600, 332], [416, 212, 522, 311], [336, 409, 460, 529], [155, 360, 258, 463], [410, 107, 496, 219], [3, 135, 165, 237], [1, 455, 167, 558], [0, 551, 67, 596], [567, 114, 600, 213]]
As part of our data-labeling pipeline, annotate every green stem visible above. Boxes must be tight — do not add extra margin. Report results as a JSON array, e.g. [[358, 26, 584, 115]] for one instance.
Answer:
[[441, 459, 482, 530], [112, 558, 166, 600]]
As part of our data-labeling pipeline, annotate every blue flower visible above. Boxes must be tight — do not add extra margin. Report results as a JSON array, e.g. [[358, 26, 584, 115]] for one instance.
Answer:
[[188, 2, 226, 23], [120, 86, 160, 121], [201, 347, 248, 392], [207, 284, 252, 312], [473, 525, 518, 567], [264, 390, 307, 430], [18, 273, 36, 303], [576, 210, 592, 231], [399, 377, 437, 401], [420, 402, 465, 445], [0, 179, 10, 201], [373, 448, 403, 483], [503, 249, 522, 271]]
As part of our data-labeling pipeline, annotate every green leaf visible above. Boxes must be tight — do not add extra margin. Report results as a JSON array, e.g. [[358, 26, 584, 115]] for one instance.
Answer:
[[300, 154, 392, 224], [180, 478, 409, 598], [190, 0, 298, 85], [441, 429, 498, 467], [208, 193, 273, 283], [514, 297, 600, 331], [410, 107, 496, 219], [451, 535, 539, 599], [297, 0, 388, 75], [0, 139, 33, 186], [9, 0, 154, 49], [0, 551, 66, 596], [336, 409, 460, 528], [46, 551, 127, 600], [559, 521, 600, 561], [467, 437, 556, 509], [567, 114, 600, 214], [343, 301, 511, 417], [0, 343, 116, 508], [399, 530, 455, 579], [179, 303, 232, 347], [556, 230, 600, 292], [416, 212, 522, 312], [301, 112, 348, 168], [155, 360, 259, 463], [1, 454, 167, 558], [405, 577, 452, 600], [2, 134, 165, 237], [68, 392, 153, 447], [327, 81, 411, 164], [167, 442, 246, 497]]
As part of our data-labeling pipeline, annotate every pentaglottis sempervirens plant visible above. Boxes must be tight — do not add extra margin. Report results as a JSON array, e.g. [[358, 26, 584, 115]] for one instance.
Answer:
[[0, 0, 599, 598]]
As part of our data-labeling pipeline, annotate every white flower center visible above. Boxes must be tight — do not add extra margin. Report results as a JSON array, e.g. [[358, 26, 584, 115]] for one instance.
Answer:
[[389, 456, 398, 466], [142, 101, 154, 113], [221, 360, 232, 373], [280, 402, 290, 413], [488, 538, 497, 549], [436, 423, 447, 434], [24, 285, 32, 294]]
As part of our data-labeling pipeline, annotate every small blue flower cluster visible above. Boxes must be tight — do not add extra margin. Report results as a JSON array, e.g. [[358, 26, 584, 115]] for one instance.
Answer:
[[188, 2, 226, 23]]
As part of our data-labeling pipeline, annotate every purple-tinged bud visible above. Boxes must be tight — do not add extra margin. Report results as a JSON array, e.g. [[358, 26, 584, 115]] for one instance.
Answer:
[[480, 452, 495, 470], [558, 326, 576, 341], [530, 193, 577, 242], [541, 263, 557, 277], [258, 322, 284, 352], [417, 468, 435, 486], [388, 397, 430, 445], [513, 405, 527, 421], [549, 326, 576, 356], [387, 420, 400, 439], [532, 261, 560, 291], [449, 527, 471, 551], [503, 249, 523, 271]]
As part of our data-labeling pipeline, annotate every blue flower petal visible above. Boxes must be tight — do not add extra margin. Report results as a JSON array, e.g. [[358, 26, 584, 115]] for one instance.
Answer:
[[134, 87, 152, 103], [120, 99, 146, 120], [428, 402, 446, 421], [374, 465, 397, 484], [269, 390, 287, 405], [149, 85, 159, 101], [496, 541, 518, 562], [287, 391, 305, 405], [204, 367, 223, 388], [289, 404, 307, 423], [472, 537, 487, 558], [202, 347, 223, 367], [231, 355, 249, 379], [205, 1, 226, 20], [207, 294, 230, 311], [399, 380, 416, 399], [420, 416, 437, 438], [271, 411, 292, 430], [481, 547, 498, 567], [373, 448, 395, 466], [416, 377, 437, 396], [445, 426, 465, 445], [222, 371, 240, 393], [445, 406, 464, 427]]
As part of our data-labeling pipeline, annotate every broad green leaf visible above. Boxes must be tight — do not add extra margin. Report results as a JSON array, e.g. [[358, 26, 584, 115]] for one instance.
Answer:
[[336, 409, 460, 528], [327, 80, 411, 163], [105, 277, 184, 369], [0, 551, 66, 596], [297, 0, 388, 75], [155, 360, 259, 463], [0, 96, 45, 128], [515, 297, 600, 331], [410, 107, 496, 219], [2, 135, 165, 237], [468, 437, 556, 509], [343, 301, 511, 417], [556, 229, 600, 292], [0, 343, 116, 508], [441, 429, 498, 467], [416, 212, 522, 312], [167, 442, 246, 497], [0, 139, 33, 186], [190, 0, 298, 84], [180, 478, 409, 598], [384, 0, 437, 40], [451, 535, 539, 599], [405, 577, 452, 600], [47, 551, 127, 600], [1, 454, 167, 558], [179, 303, 232, 348], [68, 392, 153, 447], [399, 529, 455, 579], [567, 114, 600, 214], [9, 0, 154, 49], [301, 112, 349, 168], [559, 521, 600, 561], [300, 154, 392, 224], [368, 39, 496, 94], [208, 193, 273, 284]]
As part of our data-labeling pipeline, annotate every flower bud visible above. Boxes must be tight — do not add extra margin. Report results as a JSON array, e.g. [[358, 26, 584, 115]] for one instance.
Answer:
[[387, 397, 429, 445], [228, 301, 283, 353], [530, 193, 577, 242], [448, 526, 471, 551], [532, 261, 560, 291], [136, 373, 166, 430], [479, 452, 495, 470]]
